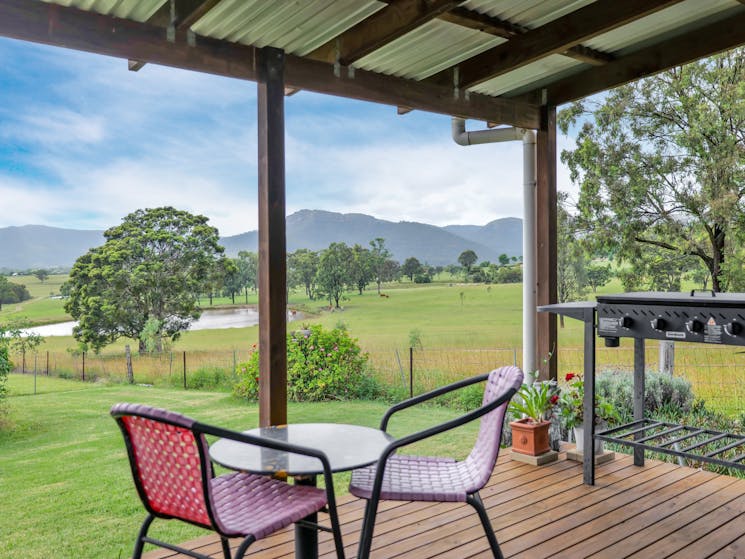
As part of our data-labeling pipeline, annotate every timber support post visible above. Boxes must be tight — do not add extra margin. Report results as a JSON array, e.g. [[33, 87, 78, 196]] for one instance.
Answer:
[[257, 46, 288, 427]]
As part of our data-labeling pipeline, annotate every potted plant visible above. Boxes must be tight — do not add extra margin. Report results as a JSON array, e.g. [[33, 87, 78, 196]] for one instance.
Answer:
[[559, 372, 618, 454], [508, 380, 559, 456]]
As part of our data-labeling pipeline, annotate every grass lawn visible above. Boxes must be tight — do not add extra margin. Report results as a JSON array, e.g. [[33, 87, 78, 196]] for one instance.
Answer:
[[0, 374, 477, 559]]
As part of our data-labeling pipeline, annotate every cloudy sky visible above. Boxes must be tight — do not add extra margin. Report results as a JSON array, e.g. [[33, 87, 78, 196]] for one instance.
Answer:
[[0, 37, 576, 237]]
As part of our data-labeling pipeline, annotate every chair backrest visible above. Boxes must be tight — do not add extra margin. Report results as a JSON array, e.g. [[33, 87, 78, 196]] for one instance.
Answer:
[[465, 366, 523, 488], [111, 403, 214, 529]]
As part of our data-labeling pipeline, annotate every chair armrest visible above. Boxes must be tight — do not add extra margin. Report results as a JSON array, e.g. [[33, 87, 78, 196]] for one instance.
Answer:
[[380, 372, 490, 431]]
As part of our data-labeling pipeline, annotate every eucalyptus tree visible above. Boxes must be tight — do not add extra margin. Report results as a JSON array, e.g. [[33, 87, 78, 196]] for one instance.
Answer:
[[560, 48, 745, 292], [64, 207, 225, 353], [316, 242, 353, 308], [236, 250, 258, 303], [288, 249, 319, 300], [369, 238, 391, 294]]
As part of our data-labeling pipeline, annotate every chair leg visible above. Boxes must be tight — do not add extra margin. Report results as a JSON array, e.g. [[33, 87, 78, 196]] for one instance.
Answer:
[[220, 536, 232, 559], [234, 535, 255, 559], [132, 514, 155, 559], [467, 492, 504, 559], [357, 498, 379, 559]]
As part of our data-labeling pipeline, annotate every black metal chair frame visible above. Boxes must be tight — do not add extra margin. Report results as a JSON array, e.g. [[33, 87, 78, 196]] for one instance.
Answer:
[[356, 372, 519, 559], [112, 406, 346, 559]]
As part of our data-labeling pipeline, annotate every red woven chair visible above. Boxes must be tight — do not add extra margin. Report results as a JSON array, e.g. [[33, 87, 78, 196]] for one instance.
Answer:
[[349, 366, 523, 559], [111, 403, 345, 559]]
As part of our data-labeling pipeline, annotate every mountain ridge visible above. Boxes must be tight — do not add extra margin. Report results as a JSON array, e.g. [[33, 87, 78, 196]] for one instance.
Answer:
[[0, 210, 522, 270]]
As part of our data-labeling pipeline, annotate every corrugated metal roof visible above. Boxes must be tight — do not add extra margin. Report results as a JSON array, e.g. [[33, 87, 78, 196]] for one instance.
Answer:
[[355, 19, 505, 81], [470, 54, 583, 97], [463, 0, 595, 29], [190, 0, 385, 57], [584, 0, 742, 55], [42, 0, 163, 21]]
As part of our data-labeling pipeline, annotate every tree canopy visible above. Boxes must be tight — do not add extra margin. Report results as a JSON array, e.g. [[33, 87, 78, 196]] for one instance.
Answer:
[[64, 207, 225, 353], [559, 48, 745, 292]]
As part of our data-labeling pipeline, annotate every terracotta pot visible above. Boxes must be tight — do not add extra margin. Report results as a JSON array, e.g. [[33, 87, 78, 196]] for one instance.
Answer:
[[510, 418, 551, 456]]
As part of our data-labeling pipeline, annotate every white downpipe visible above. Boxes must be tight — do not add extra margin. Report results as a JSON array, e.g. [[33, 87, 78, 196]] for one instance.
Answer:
[[451, 118, 537, 376]]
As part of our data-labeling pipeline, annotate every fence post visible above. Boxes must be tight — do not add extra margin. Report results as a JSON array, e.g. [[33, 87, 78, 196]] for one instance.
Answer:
[[82, 351, 86, 381], [659, 341, 675, 375], [125, 345, 134, 384], [22, 349, 25, 374], [183, 351, 187, 389], [409, 347, 414, 398], [34, 353, 37, 395], [46, 351, 49, 376]]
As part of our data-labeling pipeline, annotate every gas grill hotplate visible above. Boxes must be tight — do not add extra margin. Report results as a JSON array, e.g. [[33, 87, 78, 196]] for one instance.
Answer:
[[596, 291, 745, 346]]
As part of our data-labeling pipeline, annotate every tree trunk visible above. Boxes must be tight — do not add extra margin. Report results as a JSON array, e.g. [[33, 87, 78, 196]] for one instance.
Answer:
[[138, 339, 147, 354]]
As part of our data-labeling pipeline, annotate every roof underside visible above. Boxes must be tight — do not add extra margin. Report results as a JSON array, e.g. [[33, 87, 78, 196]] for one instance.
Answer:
[[5, 0, 745, 128]]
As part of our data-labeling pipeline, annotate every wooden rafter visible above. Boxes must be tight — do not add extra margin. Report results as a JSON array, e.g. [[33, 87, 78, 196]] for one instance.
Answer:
[[521, 10, 745, 106], [0, 0, 539, 127], [439, 7, 613, 66], [129, 0, 220, 71], [307, 0, 460, 65], [430, 0, 683, 90]]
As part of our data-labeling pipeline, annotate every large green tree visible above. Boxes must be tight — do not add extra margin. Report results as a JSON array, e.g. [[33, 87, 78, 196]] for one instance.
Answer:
[[557, 193, 588, 326], [401, 257, 422, 282], [236, 250, 258, 303], [64, 207, 225, 353], [288, 249, 319, 300], [559, 48, 745, 292], [316, 242, 353, 308], [458, 250, 478, 276], [369, 238, 391, 294], [350, 244, 374, 295]]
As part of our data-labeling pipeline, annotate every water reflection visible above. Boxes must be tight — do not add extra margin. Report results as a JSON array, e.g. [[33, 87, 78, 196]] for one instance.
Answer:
[[20, 307, 301, 337]]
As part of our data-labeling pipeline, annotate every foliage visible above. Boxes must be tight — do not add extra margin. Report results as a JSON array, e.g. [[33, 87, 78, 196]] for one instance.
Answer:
[[559, 48, 745, 292], [494, 266, 522, 283], [596, 369, 694, 423], [64, 207, 225, 353], [585, 263, 612, 293], [350, 244, 374, 295], [557, 192, 588, 306], [234, 324, 376, 401], [236, 250, 259, 303], [288, 249, 318, 300], [508, 380, 559, 423], [0, 346, 9, 409], [32, 269, 50, 283], [559, 372, 618, 430], [401, 257, 423, 281], [0, 276, 32, 310], [369, 238, 391, 294], [316, 242, 353, 308], [458, 249, 478, 276]]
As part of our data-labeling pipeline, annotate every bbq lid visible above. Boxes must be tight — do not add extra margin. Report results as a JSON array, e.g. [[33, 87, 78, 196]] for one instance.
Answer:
[[596, 291, 745, 308]]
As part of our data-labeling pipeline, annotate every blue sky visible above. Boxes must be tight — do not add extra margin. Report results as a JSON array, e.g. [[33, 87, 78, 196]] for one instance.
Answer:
[[0, 37, 574, 237]]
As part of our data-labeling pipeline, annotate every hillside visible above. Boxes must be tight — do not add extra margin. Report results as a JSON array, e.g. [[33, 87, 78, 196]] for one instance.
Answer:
[[0, 211, 522, 269]]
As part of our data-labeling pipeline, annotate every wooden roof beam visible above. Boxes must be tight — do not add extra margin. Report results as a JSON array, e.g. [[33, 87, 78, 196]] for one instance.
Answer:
[[129, 0, 220, 71], [440, 7, 613, 66], [0, 0, 539, 128], [520, 10, 745, 106], [307, 0, 460, 66], [431, 0, 683, 90]]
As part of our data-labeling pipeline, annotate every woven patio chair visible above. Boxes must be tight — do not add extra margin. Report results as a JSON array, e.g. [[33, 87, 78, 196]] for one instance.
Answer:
[[349, 365, 523, 559], [111, 403, 345, 559]]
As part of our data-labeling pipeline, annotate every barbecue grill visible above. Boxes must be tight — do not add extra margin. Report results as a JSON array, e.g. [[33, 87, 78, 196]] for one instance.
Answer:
[[539, 291, 745, 485]]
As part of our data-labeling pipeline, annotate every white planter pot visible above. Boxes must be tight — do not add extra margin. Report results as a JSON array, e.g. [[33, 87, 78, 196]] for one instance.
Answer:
[[573, 426, 603, 455]]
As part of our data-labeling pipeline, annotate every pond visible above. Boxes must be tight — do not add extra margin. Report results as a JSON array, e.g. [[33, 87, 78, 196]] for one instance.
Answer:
[[21, 307, 302, 337]]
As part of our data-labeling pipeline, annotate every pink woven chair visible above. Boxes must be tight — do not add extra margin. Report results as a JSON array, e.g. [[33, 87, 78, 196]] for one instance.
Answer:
[[349, 366, 523, 559], [111, 403, 345, 559]]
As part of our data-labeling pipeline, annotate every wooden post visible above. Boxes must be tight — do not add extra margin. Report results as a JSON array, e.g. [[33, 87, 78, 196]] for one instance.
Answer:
[[536, 105, 558, 380], [125, 345, 134, 384], [183, 351, 187, 389], [46, 351, 49, 375], [82, 351, 86, 381], [257, 46, 288, 428]]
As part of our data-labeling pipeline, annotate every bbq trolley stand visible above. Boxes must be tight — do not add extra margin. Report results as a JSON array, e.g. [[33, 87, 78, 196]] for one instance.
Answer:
[[540, 292, 745, 485]]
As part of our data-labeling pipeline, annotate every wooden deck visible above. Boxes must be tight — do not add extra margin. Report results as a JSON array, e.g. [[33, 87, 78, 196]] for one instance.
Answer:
[[143, 448, 745, 559]]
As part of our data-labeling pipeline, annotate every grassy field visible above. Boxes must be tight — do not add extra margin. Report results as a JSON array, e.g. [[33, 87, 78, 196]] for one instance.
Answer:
[[1, 374, 476, 559], [4, 274, 745, 414]]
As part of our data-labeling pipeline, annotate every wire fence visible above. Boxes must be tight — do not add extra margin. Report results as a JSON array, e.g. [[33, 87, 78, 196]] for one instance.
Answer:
[[9, 342, 745, 416]]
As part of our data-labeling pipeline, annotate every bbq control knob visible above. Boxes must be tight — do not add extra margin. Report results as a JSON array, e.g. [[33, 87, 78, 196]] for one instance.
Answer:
[[686, 319, 704, 333], [620, 316, 634, 328], [725, 321, 743, 336], [650, 317, 667, 331]]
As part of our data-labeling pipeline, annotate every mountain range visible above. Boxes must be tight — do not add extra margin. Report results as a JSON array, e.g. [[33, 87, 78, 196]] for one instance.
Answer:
[[0, 210, 522, 270]]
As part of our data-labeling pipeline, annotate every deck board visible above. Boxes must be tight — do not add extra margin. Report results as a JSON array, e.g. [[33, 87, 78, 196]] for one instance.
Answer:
[[141, 449, 745, 559]]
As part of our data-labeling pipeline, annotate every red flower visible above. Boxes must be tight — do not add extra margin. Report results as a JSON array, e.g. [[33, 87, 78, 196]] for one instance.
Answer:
[[565, 373, 576, 381], [550, 394, 559, 405]]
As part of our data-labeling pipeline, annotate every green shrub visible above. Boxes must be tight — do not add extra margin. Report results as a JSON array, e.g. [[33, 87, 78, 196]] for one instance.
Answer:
[[596, 369, 694, 423], [0, 346, 9, 404], [233, 325, 379, 401], [175, 366, 236, 391]]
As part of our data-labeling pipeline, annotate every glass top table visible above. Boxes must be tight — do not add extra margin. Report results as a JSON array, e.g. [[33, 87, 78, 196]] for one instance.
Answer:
[[210, 422, 394, 476]]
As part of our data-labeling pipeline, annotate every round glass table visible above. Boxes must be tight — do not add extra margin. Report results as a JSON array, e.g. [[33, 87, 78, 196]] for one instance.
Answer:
[[209, 423, 394, 559]]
